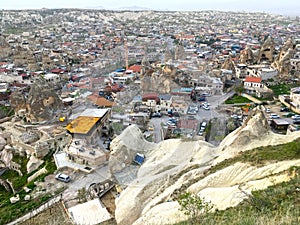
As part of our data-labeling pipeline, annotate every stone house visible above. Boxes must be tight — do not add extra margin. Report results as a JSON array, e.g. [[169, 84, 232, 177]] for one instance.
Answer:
[[158, 94, 173, 113], [66, 108, 111, 145], [243, 76, 273, 98], [290, 87, 300, 111], [65, 108, 111, 166]]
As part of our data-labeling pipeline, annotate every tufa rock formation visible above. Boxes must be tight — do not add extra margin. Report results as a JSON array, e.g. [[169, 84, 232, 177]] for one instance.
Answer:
[[109, 125, 156, 175], [111, 106, 300, 225], [257, 36, 276, 63], [239, 47, 254, 64], [221, 57, 236, 73], [140, 64, 183, 93], [272, 37, 295, 77], [10, 78, 63, 123]]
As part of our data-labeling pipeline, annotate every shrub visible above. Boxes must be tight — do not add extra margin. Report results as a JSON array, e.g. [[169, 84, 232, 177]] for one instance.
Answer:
[[178, 192, 213, 225]]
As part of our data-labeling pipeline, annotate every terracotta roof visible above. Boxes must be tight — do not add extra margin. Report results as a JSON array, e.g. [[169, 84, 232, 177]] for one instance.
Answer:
[[51, 68, 65, 74], [88, 95, 116, 107], [245, 76, 262, 83], [142, 93, 160, 102], [128, 64, 142, 73]]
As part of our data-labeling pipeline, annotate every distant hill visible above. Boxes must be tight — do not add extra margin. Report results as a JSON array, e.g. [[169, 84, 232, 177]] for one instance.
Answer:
[[115, 5, 152, 11]]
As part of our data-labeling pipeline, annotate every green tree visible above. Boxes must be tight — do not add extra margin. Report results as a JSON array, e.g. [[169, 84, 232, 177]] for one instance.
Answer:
[[77, 188, 87, 203], [234, 84, 245, 95], [178, 192, 213, 225]]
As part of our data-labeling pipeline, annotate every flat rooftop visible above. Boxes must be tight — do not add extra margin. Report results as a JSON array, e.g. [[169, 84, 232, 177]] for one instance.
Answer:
[[80, 108, 109, 118], [68, 199, 112, 225], [66, 116, 100, 134]]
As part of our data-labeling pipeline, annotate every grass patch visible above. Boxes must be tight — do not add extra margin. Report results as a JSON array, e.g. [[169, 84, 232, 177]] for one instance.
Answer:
[[12, 154, 29, 175], [112, 122, 124, 135], [269, 83, 298, 97], [209, 138, 300, 174], [0, 105, 14, 118], [0, 152, 58, 224], [176, 167, 300, 225], [175, 138, 300, 224], [225, 94, 252, 104]]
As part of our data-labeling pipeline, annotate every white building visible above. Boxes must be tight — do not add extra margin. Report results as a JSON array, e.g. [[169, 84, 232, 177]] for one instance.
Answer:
[[290, 87, 300, 111]]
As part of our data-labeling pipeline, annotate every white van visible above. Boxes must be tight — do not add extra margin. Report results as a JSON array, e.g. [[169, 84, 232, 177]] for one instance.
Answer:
[[55, 173, 71, 183]]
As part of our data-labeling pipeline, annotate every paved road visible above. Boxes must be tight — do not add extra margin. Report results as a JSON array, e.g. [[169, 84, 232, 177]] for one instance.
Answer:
[[149, 117, 164, 143], [148, 91, 235, 142], [62, 165, 111, 202]]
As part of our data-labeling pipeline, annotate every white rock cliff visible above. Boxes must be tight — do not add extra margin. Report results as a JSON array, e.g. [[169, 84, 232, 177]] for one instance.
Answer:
[[110, 107, 300, 225]]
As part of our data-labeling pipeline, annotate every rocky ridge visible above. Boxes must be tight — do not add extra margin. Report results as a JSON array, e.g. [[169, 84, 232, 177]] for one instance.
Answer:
[[109, 106, 300, 225]]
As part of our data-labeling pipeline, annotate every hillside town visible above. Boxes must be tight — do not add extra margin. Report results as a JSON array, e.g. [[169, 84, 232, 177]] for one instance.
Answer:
[[0, 9, 300, 225]]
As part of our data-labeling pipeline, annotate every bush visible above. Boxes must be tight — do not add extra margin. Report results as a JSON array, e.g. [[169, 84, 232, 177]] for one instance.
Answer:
[[225, 94, 251, 104], [178, 192, 213, 225]]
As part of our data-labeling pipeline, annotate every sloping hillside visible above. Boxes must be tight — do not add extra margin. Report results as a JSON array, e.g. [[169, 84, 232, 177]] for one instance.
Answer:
[[109, 106, 300, 225]]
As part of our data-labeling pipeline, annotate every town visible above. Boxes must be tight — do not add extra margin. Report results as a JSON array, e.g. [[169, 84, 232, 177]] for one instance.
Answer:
[[0, 8, 300, 225]]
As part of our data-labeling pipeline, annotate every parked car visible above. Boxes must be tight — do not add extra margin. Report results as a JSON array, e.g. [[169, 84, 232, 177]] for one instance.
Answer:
[[280, 107, 290, 112], [198, 97, 206, 102], [291, 115, 300, 120], [168, 118, 177, 124], [283, 112, 295, 117], [293, 119, 300, 124], [202, 105, 210, 110], [265, 108, 271, 113], [270, 113, 280, 119], [201, 93, 211, 97], [148, 125, 154, 131], [55, 173, 71, 183], [167, 121, 176, 127], [151, 112, 161, 118], [198, 131, 204, 136], [201, 121, 207, 128]]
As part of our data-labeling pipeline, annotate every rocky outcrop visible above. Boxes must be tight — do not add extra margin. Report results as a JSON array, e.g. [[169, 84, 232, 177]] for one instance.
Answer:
[[272, 37, 295, 77], [239, 47, 254, 64], [257, 36, 275, 63], [0, 178, 13, 193], [26, 155, 44, 174], [27, 167, 47, 183], [109, 125, 156, 175], [140, 64, 187, 93], [10, 78, 63, 123], [0, 136, 6, 151], [221, 57, 236, 73], [0, 148, 13, 167], [113, 107, 300, 225], [10, 194, 20, 204]]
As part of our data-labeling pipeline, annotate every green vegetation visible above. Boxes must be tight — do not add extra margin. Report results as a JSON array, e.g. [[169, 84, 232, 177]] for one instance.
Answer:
[[225, 94, 251, 104], [177, 167, 300, 225], [112, 106, 126, 113], [176, 138, 300, 225], [0, 152, 59, 224], [210, 138, 300, 173], [178, 192, 213, 225], [234, 84, 244, 95], [0, 105, 14, 118], [269, 83, 298, 97], [112, 122, 124, 135]]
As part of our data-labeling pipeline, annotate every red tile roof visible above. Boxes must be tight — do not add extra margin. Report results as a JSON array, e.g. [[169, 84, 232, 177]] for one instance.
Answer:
[[88, 95, 116, 107], [142, 93, 160, 102], [245, 76, 262, 83], [128, 64, 142, 73]]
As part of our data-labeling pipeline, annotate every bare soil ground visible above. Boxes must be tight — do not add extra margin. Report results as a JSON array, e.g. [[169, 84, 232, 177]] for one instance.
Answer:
[[100, 188, 117, 224], [19, 202, 72, 225], [19, 188, 118, 225]]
